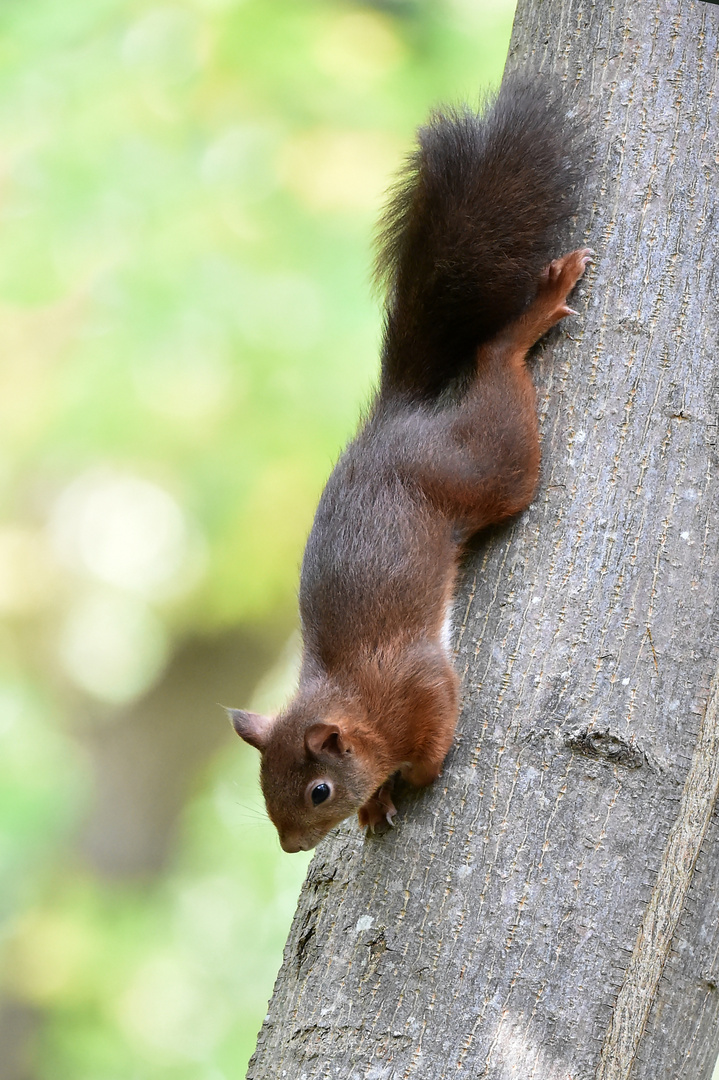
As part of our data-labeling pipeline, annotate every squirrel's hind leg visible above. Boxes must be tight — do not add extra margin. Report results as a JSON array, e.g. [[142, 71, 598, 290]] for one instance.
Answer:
[[417, 248, 592, 530]]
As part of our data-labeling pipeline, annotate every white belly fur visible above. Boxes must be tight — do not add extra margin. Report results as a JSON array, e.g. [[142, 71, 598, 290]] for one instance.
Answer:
[[440, 606, 453, 657]]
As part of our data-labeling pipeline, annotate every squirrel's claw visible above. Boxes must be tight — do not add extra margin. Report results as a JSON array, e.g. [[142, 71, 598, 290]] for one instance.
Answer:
[[358, 781, 397, 834]]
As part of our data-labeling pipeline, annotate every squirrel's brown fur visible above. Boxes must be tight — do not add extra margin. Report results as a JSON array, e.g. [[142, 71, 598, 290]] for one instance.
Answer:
[[230, 77, 590, 852]]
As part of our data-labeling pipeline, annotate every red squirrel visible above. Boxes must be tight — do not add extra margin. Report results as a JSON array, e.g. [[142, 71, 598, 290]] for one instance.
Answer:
[[229, 77, 590, 852]]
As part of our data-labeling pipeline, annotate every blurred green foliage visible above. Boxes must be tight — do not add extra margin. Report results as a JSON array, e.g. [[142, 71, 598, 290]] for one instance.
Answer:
[[0, 1, 515, 1076]]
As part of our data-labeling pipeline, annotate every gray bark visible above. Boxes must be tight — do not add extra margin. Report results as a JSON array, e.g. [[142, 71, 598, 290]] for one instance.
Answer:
[[246, 2, 719, 1077]]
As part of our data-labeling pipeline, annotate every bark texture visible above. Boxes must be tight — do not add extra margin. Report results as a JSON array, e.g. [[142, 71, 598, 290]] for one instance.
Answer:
[[246, 2, 719, 1077]]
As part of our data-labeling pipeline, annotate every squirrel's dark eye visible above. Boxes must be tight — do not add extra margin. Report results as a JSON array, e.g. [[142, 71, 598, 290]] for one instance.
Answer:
[[311, 782, 331, 806]]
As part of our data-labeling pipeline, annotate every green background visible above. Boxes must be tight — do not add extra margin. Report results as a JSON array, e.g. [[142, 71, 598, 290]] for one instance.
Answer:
[[0, 2, 516, 1076]]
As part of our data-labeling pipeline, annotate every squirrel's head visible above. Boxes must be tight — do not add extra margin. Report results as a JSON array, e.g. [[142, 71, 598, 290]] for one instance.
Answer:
[[228, 686, 382, 852]]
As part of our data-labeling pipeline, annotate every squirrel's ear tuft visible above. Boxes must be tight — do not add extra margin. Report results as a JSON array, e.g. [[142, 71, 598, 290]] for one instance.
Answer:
[[226, 708, 273, 752], [305, 721, 351, 759]]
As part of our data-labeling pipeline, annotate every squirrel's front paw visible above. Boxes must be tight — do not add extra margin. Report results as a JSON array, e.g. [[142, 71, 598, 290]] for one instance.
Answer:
[[358, 782, 397, 833]]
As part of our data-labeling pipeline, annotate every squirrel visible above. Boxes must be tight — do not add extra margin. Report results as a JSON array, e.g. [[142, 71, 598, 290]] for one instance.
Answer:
[[229, 77, 591, 853]]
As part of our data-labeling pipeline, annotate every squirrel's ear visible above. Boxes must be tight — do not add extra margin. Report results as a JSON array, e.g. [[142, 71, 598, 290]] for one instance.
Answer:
[[227, 708, 273, 752], [305, 722, 350, 758]]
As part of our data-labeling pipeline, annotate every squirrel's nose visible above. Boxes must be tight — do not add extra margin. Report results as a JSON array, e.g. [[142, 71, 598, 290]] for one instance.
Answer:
[[280, 833, 307, 853]]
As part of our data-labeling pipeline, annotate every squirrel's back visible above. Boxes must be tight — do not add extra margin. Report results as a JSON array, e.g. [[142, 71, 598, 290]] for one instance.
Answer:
[[374, 76, 584, 401]]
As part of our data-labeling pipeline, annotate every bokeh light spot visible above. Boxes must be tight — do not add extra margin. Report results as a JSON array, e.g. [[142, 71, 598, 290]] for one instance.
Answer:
[[58, 589, 169, 704], [50, 469, 199, 597]]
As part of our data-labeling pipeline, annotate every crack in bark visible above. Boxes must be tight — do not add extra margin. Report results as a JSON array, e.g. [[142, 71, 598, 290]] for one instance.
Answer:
[[595, 669, 719, 1079]]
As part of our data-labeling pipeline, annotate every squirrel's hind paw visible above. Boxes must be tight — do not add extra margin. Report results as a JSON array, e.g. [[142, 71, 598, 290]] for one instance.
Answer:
[[540, 247, 593, 294], [529, 247, 594, 335]]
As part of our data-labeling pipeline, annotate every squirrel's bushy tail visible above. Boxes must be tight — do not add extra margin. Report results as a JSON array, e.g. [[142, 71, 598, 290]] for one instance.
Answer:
[[374, 76, 585, 401]]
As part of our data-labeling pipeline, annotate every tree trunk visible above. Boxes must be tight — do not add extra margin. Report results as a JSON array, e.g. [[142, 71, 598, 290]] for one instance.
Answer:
[[245, 2, 719, 1077]]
